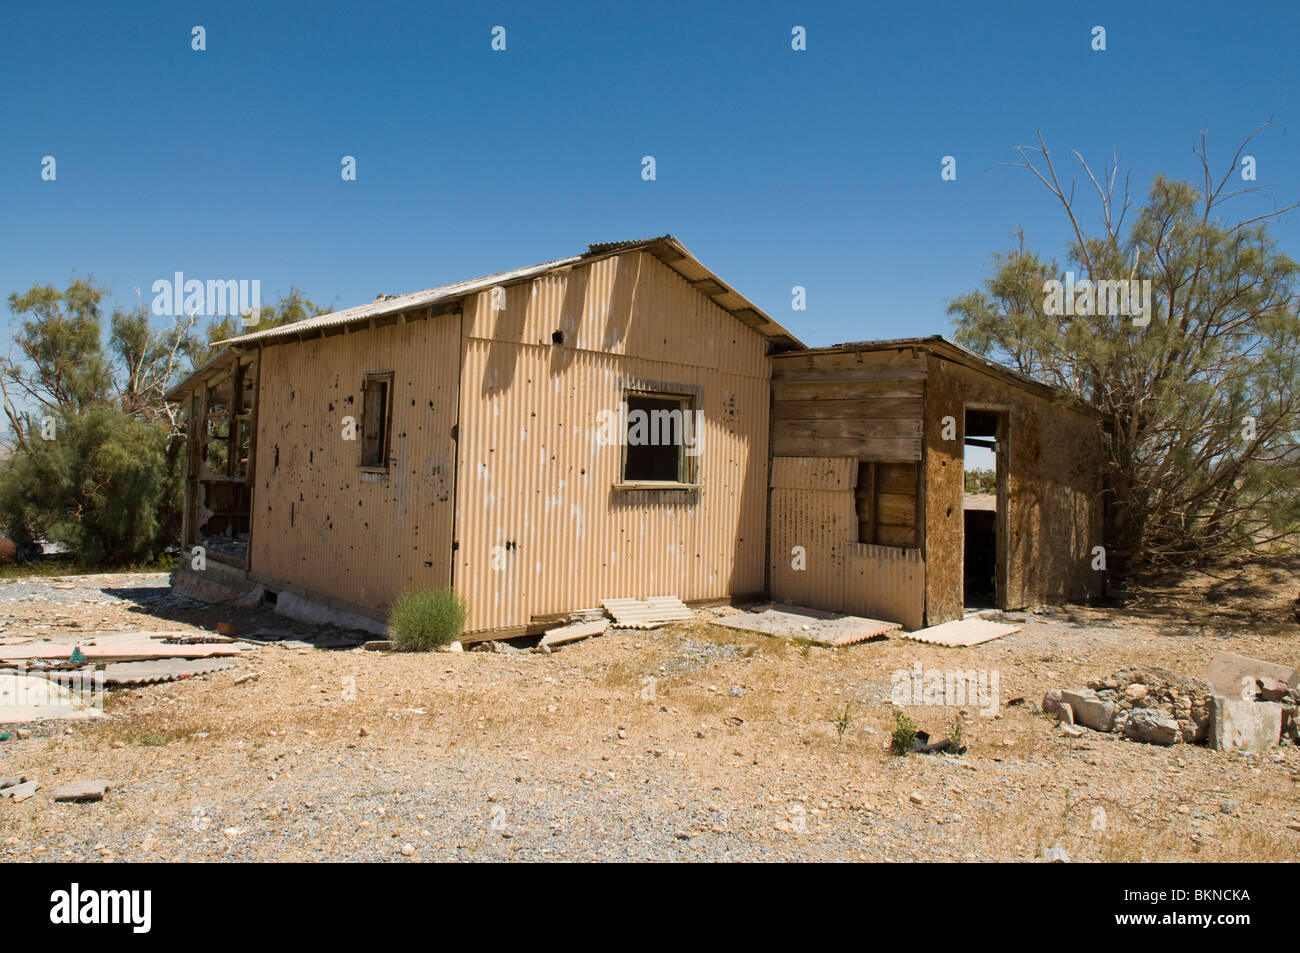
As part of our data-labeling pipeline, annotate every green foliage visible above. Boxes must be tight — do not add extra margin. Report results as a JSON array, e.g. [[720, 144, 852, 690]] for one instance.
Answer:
[[0, 406, 182, 565], [964, 468, 996, 494], [388, 588, 468, 651], [187, 288, 326, 369], [949, 130, 1300, 574], [890, 709, 918, 756], [834, 703, 852, 742], [949, 716, 965, 752]]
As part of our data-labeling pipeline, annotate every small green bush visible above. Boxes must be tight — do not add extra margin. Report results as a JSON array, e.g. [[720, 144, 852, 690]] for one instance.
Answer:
[[890, 709, 918, 756], [388, 588, 467, 651]]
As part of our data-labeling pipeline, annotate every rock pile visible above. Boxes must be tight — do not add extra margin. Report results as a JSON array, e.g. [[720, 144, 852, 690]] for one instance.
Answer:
[[1044, 659, 1297, 752]]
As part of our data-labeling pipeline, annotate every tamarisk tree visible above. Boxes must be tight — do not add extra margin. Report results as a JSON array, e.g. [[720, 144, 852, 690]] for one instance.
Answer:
[[949, 122, 1300, 577]]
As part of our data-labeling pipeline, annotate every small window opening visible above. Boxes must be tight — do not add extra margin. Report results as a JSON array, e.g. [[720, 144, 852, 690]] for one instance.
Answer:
[[855, 461, 918, 548], [361, 374, 392, 468], [622, 392, 694, 484]]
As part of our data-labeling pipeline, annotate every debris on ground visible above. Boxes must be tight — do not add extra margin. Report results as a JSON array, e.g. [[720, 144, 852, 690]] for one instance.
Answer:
[[900, 618, 1020, 647], [712, 604, 899, 646], [601, 596, 693, 629], [1045, 662, 1296, 752], [52, 780, 110, 803], [540, 619, 609, 649]]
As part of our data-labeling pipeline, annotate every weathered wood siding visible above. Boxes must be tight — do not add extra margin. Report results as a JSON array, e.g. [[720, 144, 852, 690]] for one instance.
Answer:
[[768, 348, 928, 627]]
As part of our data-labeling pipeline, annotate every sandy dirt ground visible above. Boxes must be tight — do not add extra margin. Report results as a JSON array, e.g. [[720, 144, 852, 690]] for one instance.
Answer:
[[0, 561, 1297, 862]]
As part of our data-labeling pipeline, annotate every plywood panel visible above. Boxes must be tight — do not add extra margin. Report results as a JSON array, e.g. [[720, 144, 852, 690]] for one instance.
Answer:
[[923, 355, 1105, 624]]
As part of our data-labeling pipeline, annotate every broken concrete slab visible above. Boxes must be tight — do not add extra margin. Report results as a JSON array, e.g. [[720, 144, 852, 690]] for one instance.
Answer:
[[0, 779, 38, 801], [1204, 652, 1298, 700], [900, 618, 1020, 647], [0, 776, 26, 791], [1060, 689, 1117, 732], [1122, 709, 1179, 745], [52, 780, 109, 802], [711, 604, 900, 646], [602, 596, 694, 629], [540, 619, 609, 649], [1209, 696, 1282, 753]]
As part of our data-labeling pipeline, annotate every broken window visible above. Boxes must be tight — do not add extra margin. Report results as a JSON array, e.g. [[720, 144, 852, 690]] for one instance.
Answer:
[[360, 374, 392, 468], [855, 461, 919, 548], [621, 391, 697, 485]]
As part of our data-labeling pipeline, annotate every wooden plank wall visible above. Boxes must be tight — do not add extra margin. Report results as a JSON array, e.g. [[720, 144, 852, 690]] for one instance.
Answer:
[[771, 348, 925, 461], [768, 348, 928, 627]]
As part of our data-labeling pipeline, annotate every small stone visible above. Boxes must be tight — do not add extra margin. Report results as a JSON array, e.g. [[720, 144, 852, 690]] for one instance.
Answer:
[[400, 844, 415, 856], [1059, 723, 1086, 737], [1043, 846, 1069, 862], [52, 780, 110, 802], [909, 793, 925, 805]]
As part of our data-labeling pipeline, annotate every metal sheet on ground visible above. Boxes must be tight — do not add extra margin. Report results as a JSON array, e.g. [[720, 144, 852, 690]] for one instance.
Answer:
[[601, 597, 694, 629], [712, 604, 901, 646], [103, 658, 237, 686], [540, 619, 609, 648], [901, 619, 1020, 647]]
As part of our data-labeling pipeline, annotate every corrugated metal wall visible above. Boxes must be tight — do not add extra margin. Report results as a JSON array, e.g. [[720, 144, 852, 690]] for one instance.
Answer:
[[769, 456, 926, 629], [453, 251, 771, 633], [249, 313, 461, 612]]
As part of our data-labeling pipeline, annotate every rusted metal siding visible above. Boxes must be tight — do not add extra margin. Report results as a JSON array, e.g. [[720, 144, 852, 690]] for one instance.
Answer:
[[248, 312, 461, 613], [768, 457, 926, 629], [453, 250, 771, 634]]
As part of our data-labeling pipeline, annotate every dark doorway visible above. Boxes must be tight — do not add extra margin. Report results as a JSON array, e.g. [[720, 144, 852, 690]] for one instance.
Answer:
[[963, 409, 1006, 610]]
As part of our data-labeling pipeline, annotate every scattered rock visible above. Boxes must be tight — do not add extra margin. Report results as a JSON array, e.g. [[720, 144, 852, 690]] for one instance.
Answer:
[[1209, 696, 1282, 754], [1204, 652, 1297, 701], [1043, 846, 1069, 862], [363, 640, 394, 652], [1061, 689, 1116, 732], [52, 780, 110, 802], [1059, 723, 1086, 737], [1122, 709, 1179, 746], [0, 779, 38, 801]]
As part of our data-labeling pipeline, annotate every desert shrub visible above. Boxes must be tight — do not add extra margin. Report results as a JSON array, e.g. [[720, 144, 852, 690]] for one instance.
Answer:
[[388, 587, 467, 651], [890, 709, 918, 756], [0, 407, 182, 566]]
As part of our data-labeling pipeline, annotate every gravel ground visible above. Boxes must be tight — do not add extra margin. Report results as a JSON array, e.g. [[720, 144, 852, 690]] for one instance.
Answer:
[[1, 571, 1298, 862]]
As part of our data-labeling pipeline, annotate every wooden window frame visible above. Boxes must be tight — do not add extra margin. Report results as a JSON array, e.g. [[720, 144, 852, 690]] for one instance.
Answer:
[[614, 389, 701, 490], [359, 372, 394, 472]]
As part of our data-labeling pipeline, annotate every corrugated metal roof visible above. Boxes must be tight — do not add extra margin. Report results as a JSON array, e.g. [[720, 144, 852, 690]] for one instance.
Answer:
[[213, 236, 803, 351]]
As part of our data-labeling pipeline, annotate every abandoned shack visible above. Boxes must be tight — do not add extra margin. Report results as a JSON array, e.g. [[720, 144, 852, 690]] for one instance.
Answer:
[[167, 238, 1107, 639], [769, 338, 1106, 629], [168, 237, 802, 637]]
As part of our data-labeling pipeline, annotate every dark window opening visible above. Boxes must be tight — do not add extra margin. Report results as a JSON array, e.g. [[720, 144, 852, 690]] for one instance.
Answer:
[[361, 374, 392, 468], [622, 392, 694, 484], [855, 460, 918, 548]]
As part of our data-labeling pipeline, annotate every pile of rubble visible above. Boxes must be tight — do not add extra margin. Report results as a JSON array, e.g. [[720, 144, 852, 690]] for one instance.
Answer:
[[1043, 651, 1297, 753]]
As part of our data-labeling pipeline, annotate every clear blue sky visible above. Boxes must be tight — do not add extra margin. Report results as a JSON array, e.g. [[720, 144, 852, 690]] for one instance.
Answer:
[[3, 0, 1297, 351]]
